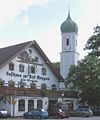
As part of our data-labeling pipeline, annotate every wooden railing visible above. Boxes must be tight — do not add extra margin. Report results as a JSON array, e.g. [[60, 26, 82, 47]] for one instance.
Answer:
[[0, 86, 78, 98]]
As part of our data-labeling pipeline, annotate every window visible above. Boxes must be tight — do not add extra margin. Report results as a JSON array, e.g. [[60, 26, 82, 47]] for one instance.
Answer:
[[8, 80, 15, 87], [66, 38, 69, 46], [37, 100, 43, 109], [28, 100, 34, 112], [19, 80, 26, 88], [31, 66, 35, 74], [41, 83, 47, 90], [29, 49, 32, 54], [35, 56, 38, 62], [30, 82, 36, 89], [9, 62, 14, 71], [18, 99, 25, 111], [0, 79, 4, 86], [51, 84, 57, 90], [41, 83, 47, 96], [42, 67, 46, 75], [19, 64, 24, 72]]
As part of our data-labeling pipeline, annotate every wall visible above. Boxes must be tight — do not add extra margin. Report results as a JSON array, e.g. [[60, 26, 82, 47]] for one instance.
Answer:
[[0, 46, 59, 89], [13, 96, 48, 116]]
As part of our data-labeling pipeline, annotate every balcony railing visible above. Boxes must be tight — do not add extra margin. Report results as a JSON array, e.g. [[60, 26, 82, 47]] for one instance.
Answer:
[[0, 86, 78, 98]]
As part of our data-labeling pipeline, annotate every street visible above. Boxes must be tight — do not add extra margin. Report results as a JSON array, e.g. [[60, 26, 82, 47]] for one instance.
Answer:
[[1, 116, 100, 120], [67, 116, 100, 120]]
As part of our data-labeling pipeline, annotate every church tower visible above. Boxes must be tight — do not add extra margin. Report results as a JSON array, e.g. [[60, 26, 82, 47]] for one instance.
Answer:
[[60, 11, 79, 79]]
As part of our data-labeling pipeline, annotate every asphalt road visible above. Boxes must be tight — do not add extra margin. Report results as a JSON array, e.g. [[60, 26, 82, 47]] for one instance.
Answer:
[[1, 116, 100, 120]]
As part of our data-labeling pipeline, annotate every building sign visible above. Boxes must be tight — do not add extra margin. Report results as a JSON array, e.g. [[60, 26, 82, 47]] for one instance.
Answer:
[[6, 71, 22, 77], [6, 71, 50, 81]]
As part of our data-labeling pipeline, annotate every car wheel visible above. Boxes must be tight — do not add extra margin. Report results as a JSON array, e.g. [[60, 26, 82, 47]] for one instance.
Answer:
[[45, 116, 49, 119], [55, 115, 58, 119], [24, 115, 27, 119], [28, 116, 32, 119], [38, 116, 41, 119], [58, 116, 61, 119], [66, 114, 70, 118]]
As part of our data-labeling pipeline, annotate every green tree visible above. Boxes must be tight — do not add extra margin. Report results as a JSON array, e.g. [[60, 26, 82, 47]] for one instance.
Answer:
[[52, 62, 60, 73], [66, 55, 100, 108], [84, 25, 100, 56]]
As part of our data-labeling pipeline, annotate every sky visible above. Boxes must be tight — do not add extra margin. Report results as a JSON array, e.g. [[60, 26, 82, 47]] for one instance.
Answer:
[[0, 0, 99, 62]]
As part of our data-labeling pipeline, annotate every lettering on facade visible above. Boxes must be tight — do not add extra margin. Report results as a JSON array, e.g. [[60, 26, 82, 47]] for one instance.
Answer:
[[37, 76, 50, 80], [6, 71, 50, 81], [6, 71, 22, 77]]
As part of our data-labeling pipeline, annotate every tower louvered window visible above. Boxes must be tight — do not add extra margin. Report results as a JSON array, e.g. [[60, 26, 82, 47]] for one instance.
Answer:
[[66, 38, 69, 46]]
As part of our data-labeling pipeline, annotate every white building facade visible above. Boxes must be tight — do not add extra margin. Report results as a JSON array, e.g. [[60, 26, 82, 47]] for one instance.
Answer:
[[0, 40, 78, 117]]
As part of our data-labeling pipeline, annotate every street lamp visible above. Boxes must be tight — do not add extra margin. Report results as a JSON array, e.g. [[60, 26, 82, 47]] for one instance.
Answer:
[[61, 92, 64, 109], [62, 93, 64, 102], [12, 94, 16, 118]]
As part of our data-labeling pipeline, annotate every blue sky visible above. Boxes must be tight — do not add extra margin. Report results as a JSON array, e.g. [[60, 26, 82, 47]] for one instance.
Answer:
[[0, 0, 99, 62]]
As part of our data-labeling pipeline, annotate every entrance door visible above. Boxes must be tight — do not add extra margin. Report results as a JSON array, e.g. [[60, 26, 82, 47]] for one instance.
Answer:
[[48, 100, 57, 116]]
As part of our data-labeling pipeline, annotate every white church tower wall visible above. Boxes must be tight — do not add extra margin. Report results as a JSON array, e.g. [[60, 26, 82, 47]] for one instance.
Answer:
[[60, 11, 79, 79]]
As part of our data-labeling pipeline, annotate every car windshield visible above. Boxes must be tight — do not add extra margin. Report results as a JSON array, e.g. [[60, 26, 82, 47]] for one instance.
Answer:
[[0, 109, 6, 111], [62, 109, 66, 111], [74, 109, 79, 111], [84, 108, 89, 111]]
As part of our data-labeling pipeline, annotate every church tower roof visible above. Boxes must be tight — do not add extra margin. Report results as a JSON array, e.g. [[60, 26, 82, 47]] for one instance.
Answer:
[[60, 11, 78, 34]]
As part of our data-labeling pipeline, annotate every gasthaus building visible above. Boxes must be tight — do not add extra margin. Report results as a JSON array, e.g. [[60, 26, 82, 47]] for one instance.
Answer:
[[0, 12, 78, 117]]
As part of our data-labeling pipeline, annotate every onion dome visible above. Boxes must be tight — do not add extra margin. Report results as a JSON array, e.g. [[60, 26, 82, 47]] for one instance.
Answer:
[[60, 11, 78, 34]]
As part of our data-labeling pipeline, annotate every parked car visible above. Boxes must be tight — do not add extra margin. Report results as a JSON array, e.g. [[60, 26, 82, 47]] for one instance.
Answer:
[[23, 109, 48, 119], [50, 108, 68, 118], [62, 108, 70, 118], [93, 108, 100, 116], [0, 109, 8, 118], [70, 108, 93, 117]]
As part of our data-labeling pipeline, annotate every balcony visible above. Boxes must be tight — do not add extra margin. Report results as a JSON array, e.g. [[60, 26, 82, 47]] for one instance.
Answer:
[[0, 86, 78, 98]]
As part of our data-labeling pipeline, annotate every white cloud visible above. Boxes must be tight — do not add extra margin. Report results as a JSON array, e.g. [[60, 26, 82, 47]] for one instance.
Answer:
[[21, 15, 30, 25], [0, 0, 48, 25], [37, 25, 61, 62], [0, 0, 100, 61]]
